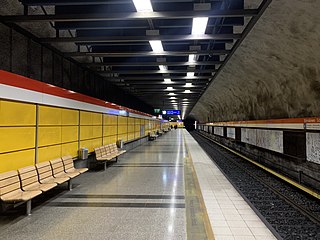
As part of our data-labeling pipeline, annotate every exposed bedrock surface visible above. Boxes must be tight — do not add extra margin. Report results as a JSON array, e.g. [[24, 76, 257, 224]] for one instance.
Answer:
[[190, 0, 320, 122]]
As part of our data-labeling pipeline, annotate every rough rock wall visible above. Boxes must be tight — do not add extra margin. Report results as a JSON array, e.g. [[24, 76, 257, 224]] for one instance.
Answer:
[[190, 0, 320, 123]]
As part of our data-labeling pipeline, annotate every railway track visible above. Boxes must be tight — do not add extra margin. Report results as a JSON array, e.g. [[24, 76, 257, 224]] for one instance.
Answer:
[[192, 131, 320, 240]]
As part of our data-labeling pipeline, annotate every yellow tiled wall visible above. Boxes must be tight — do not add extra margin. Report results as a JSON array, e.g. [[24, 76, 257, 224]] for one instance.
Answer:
[[0, 99, 159, 173], [118, 116, 128, 141], [135, 118, 141, 139], [103, 114, 118, 144], [0, 100, 36, 172], [38, 106, 80, 162], [127, 117, 135, 141], [80, 111, 102, 152]]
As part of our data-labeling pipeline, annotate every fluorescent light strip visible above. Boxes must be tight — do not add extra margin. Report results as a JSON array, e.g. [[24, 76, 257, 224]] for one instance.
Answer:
[[185, 83, 192, 87], [149, 40, 164, 53], [164, 78, 172, 83], [159, 65, 168, 71], [132, 0, 153, 12], [187, 72, 194, 77], [192, 17, 209, 35], [166, 87, 174, 91], [188, 54, 196, 63]]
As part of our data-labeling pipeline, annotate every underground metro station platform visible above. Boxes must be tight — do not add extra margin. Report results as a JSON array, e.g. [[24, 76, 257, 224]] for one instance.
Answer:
[[0, 0, 319, 239]]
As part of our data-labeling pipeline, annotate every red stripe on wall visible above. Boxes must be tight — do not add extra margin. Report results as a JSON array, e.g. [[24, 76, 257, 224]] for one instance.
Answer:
[[0, 70, 152, 117]]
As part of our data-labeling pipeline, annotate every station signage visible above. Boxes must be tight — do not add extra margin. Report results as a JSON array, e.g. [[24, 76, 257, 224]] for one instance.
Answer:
[[154, 108, 161, 114], [162, 110, 181, 115]]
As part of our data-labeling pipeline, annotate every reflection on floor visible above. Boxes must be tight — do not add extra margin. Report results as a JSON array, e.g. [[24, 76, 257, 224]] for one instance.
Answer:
[[0, 129, 276, 240], [0, 130, 187, 240]]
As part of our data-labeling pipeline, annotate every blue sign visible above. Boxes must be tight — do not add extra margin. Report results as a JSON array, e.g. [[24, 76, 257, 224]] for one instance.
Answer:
[[162, 110, 181, 115]]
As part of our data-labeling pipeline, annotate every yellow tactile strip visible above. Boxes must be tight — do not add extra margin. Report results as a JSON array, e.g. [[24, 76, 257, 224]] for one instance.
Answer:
[[184, 140, 215, 240]]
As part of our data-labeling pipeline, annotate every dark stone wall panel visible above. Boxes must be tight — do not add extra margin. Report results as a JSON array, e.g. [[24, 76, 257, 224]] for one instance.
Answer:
[[29, 40, 41, 81], [53, 53, 62, 86], [62, 58, 71, 89], [12, 30, 28, 76], [42, 47, 53, 84], [0, 23, 10, 71]]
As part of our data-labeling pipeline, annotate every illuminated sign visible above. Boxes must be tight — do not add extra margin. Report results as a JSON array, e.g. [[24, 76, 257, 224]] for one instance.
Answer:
[[154, 109, 161, 114], [162, 110, 181, 115]]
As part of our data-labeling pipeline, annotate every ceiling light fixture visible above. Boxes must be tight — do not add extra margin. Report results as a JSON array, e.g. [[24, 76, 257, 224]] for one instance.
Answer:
[[184, 90, 191, 94], [187, 72, 195, 77], [132, 0, 153, 12], [149, 40, 164, 53], [166, 87, 174, 91], [192, 17, 209, 35], [164, 78, 172, 83], [159, 65, 168, 71], [188, 54, 196, 63], [169, 97, 177, 99], [168, 93, 176, 96], [185, 83, 192, 87]]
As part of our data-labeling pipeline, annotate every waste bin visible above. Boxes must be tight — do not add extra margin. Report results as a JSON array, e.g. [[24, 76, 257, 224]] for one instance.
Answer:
[[116, 139, 124, 149], [79, 148, 88, 160]]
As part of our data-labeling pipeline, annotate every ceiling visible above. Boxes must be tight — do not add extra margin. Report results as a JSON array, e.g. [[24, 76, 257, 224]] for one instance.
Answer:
[[2, 0, 271, 118]]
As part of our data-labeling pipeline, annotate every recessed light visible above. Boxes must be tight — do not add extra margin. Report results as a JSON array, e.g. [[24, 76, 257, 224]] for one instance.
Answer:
[[188, 54, 196, 63], [187, 72, 195, 77], [132, 0, 153, 12], [159, 65, 168, 71], [149, 40, 164, 53], [192, 17, 208, 35]]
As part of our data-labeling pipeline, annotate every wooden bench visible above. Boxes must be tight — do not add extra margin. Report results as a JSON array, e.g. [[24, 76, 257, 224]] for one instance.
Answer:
[[163, 128, 169, 133], [148, 131, 158, 140], [94, 143, 126, 170], [62, 155, 88, 174], [18, 166, 57, 192], [110, 143, 126, 156], [0, 171, 42, 215], [0, 156, 87, 215], [50, 158, 80, 190]]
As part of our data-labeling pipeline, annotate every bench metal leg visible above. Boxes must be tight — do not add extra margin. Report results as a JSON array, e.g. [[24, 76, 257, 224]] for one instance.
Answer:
[[68, 179, 73, 191], [104, 161, 107, 171], [26, 200, 31, 216], [116, 156, 118, 162]]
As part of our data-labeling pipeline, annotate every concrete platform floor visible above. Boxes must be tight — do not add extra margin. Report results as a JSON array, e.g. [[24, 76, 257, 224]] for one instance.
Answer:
[[0, 129, 275, 240]]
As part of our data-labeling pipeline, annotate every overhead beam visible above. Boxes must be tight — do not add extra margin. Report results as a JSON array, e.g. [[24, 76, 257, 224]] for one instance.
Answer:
[[39, 34, 241, 43], [21, 0, 196, 6], [1, 10, 258, 23], [65, 50, 230, 57], [97, 69, 216, 74], [105, 76, 211, 80], [73, 41, 231, 46], [127, 86, 205, 90], [134, 91, 203, 94], [112, 80, 209, 85], [55, 22, 244, 30], [86, 61, 222, 67]]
